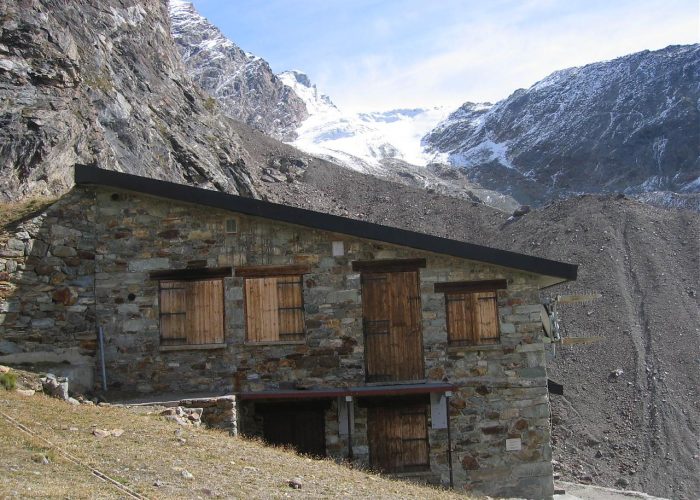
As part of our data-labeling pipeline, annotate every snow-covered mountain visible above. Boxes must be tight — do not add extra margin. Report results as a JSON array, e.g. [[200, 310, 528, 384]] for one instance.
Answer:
[[169, 1, 307, 140], [423, 45, 700, 205], [278, 70, 450, 173]]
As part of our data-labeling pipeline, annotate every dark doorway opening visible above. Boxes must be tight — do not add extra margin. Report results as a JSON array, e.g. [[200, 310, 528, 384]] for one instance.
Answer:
[[258, 401, 328, 458]]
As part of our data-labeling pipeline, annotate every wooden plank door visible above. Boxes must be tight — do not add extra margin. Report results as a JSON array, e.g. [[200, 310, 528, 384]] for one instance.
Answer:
[[368, 404, 430, 473], [362, 270, 424, 382]]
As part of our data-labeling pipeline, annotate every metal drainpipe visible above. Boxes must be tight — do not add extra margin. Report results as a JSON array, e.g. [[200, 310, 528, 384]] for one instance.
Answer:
[[446, 391, 454, 489], [98, 326, 107, 392], [346, 395, 354, 460]]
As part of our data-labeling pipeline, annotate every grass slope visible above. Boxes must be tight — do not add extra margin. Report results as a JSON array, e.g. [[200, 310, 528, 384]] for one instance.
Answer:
[[0, 389, 464, 499]]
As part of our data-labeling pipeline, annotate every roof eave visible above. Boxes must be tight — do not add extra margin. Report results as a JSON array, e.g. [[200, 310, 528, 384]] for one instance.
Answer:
[[74, 165, 579, 283]]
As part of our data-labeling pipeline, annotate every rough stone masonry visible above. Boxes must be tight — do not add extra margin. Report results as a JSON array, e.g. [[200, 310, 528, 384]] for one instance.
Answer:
[[0, 185, 557, 498]]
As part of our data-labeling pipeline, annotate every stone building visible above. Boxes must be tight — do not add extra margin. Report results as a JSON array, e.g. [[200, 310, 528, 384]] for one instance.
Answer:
[[0, 165, 577, 498]]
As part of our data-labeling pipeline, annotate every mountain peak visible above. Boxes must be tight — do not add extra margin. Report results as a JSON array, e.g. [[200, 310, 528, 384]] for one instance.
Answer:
[[169, 1, 307, 140], [280, 70, 312, 88]]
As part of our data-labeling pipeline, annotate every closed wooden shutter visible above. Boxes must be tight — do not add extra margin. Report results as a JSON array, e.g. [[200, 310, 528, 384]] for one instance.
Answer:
[[245, 276, 304, 342], [362, 273, 391, 382], [362, 270, 424, 382], [159, 279, 224, 345], [445, 290, 499, 345], [474, 291, 499, 343], [245, 277, 279, 342], [160, 281, 187, 345], [186, 279, 224, 344], [277, 276, 304, 341], [391, 271, 424, 381], [368, 404, 429, 473]]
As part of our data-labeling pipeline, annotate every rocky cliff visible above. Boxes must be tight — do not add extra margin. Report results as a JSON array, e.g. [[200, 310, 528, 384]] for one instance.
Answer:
[[169, 1, 308, 141], [0, 0, 257, 202], [424, 45, 700, 205]]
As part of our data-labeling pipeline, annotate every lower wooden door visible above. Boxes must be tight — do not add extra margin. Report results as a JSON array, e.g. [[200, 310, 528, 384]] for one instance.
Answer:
[[367, 403, 430, 473]]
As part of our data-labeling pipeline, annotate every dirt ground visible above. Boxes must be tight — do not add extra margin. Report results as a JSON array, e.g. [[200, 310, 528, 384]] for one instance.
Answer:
[[250, 153, 699, 500]]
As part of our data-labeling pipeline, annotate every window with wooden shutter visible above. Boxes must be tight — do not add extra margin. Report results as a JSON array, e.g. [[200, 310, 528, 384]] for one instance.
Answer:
[[244, 275, 305, 343], [159, 278, 225, 345], [436, 280, 505, 346]]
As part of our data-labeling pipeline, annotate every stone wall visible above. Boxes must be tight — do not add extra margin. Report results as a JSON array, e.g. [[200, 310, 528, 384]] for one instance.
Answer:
[[0, 189, 97, 392], [179, 396, 237, 433], [90, 186, 553, 497], [0, 185, 555, 498]]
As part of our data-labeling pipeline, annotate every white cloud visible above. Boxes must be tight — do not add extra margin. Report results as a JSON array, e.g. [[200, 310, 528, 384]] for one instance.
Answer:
[[322, 1, 698, 112]]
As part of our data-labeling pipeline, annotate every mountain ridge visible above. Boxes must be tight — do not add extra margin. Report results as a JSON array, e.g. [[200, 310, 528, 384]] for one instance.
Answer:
[[423, 44, 700, 205], [169, 0, 308, 141]]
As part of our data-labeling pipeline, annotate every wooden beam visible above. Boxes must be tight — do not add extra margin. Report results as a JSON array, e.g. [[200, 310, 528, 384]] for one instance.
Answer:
[[234, 264, 311, 277], [351, 258, 426, 273], [434, 279, 508, 294]]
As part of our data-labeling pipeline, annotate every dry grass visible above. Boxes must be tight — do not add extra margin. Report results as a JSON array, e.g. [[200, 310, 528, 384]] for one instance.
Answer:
[[0, 389, 467, 499]]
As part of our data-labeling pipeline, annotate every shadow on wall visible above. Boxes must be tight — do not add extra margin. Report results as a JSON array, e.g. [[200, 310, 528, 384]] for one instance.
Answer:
[[0, 189, 99, 394]]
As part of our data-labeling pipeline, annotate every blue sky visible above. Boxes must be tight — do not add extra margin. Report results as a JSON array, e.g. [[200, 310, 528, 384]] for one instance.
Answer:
[[187, 0, 698, 112]]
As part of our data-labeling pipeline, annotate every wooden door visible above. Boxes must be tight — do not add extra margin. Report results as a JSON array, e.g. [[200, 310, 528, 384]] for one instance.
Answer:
[[368, 404, 430, 473], [362, 270, 424, 382]]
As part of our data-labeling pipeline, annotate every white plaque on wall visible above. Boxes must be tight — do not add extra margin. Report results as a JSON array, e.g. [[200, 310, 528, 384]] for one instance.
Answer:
[[506, 438, 522, 451], [332, 241, 345, 257]]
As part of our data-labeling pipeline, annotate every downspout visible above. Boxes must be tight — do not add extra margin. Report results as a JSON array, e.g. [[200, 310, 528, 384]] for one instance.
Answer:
[[98, 326, 107, 392], [446, 390, 454, 489], [345, 395, 354, 460]]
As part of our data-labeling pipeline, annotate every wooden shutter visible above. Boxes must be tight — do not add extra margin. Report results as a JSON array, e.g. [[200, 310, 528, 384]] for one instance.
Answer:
[[446, 291, 499, 345], [277, 276, 304, 341], [362, 273, 392, 382], [474, 291, 499, 343], [160, 279, 224, 345], [186, 279, 224, 344], [245, 277, 280, 342], [390, 271, 424, 381], [160, 281, 187, 345], [362, 271, 424, 382]]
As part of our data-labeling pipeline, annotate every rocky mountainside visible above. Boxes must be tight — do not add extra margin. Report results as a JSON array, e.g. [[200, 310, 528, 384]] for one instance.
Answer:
[[169, 1, 307, 141], [0, 0, 259, 202], [424, 45, 700, 206], [166, 3, 517, 211]]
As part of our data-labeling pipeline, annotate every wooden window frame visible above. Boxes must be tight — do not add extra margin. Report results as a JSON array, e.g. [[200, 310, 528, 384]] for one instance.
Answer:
[[237, 265, 309, 344], [437, 280, 506, 346]]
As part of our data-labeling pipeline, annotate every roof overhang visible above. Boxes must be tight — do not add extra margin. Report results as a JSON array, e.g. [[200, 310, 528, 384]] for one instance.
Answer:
[[74, 165, 578, 286], [237, 383, 456, 401]]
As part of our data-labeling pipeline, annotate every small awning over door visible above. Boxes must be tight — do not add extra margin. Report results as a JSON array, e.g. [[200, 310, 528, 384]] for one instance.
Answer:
[[236, 382, 455, 401]]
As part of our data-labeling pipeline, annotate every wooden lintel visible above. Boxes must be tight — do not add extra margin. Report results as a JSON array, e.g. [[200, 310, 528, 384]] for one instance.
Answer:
[[351, 258, 427, 273], [434, 279, 508, 294], [234, 264, 311, 278]]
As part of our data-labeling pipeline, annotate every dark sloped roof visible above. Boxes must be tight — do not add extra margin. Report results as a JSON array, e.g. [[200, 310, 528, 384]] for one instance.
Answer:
[[74, 165, 577, 283]]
